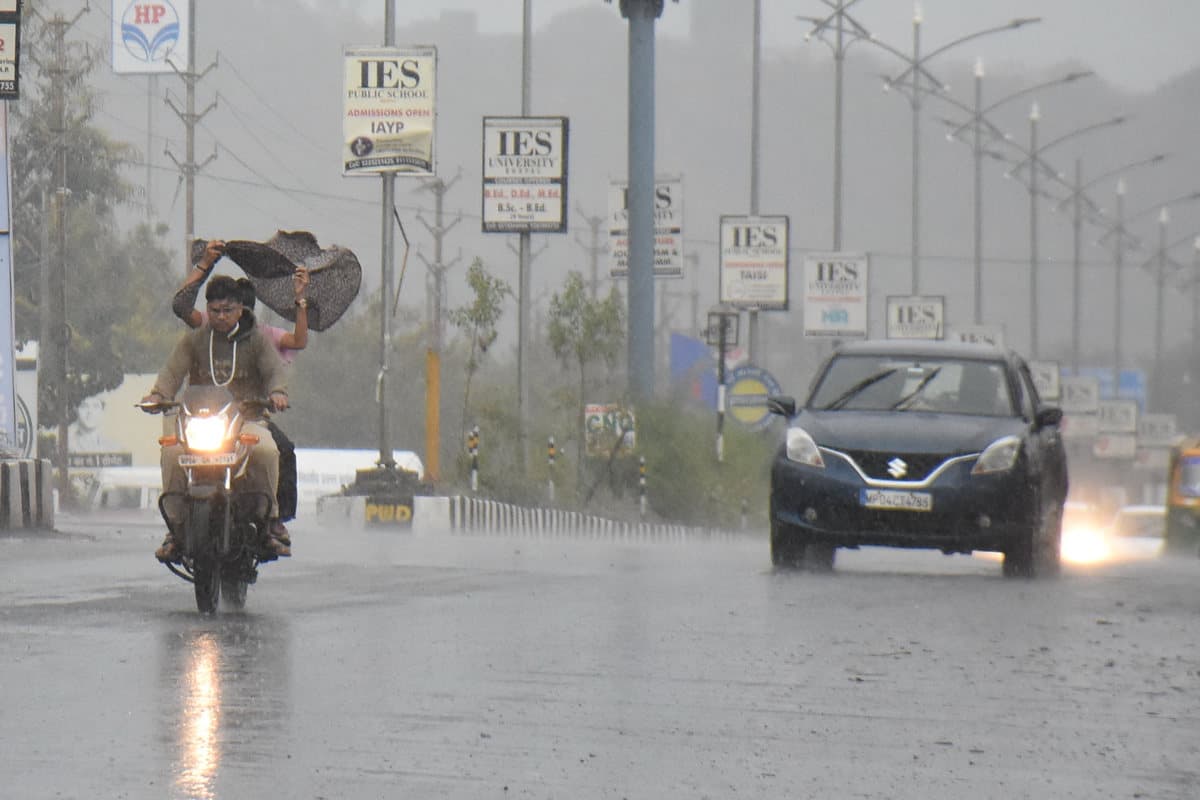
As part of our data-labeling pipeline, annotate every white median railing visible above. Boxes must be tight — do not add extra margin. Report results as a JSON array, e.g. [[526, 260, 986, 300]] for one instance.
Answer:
[[429, 495, 749, 542]]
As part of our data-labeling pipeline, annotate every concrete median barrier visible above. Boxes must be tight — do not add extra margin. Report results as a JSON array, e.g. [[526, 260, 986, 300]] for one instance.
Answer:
[[0, 458, 54, 531]]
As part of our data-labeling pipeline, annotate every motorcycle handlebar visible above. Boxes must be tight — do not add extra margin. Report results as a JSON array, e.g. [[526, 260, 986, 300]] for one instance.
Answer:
[[136, 398, 283, 415]]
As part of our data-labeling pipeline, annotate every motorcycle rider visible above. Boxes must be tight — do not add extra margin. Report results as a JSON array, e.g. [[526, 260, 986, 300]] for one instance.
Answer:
[[144, 274, 291, 561], [171, 239, 309, 548]]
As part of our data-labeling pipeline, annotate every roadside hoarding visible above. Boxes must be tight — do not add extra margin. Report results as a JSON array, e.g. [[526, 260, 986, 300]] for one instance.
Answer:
[[1098, 399, 1138, 434], [1137, 413, 1178, 447], [1060, 413, 1099, 440], [947, 325, 1005, 348], [608, 177, 682, 278], [1059, 376, 1101, 414], [724, 364, 783, 432], [1028, 360, 1060, 402], [481, 116, 567, 233], [885, 295, 943, 340], [0, 0, 20, 98], [802, 252, 867, 338], [718, 215, 788, 310], [111, 0, 186, 76], [343, 46, 436, 176], [1093, 434, 1137, 460], [584, 403, 636, 457]]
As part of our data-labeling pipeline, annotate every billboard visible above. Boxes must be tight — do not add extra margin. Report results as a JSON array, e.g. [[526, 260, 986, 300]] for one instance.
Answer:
[[719, 215, 789, 310], [608, 177, 682, 278], [481, 116, 568, 233], [802, 252, 867, 338], [885, 295, 944, 340], [343, 46, 437, 176], [0, 0, 20, 98], [111, 0, 188, 76]]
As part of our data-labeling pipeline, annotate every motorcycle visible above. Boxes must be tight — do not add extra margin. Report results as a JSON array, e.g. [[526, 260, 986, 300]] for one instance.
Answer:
[[138, 384, 281, 614]]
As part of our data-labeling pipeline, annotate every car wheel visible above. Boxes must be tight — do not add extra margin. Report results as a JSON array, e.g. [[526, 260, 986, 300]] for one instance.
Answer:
[[1003, 501, 1060, 579], [801, 541, 836, 573], [1164, 509, 1199, 556], [770, 518, 801, 567]]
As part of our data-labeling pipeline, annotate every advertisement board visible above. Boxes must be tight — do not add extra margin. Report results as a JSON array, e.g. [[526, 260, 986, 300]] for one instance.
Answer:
[[1028, 360, 1060, 401], [801, 252, 867, 337], [584, 403, 636, 457], [608, 177, 682, 278], [481, 116, 567, 233], [0, 0, 20, 99], [947, 325, 1005, 348], [343, 46, 436, 176], [1059, 376, 1101, 414], [1098, 399, 1138, 434], [885, 295, 943, 340], [111, 0, 187, 76], [718, 215, 789, 310]]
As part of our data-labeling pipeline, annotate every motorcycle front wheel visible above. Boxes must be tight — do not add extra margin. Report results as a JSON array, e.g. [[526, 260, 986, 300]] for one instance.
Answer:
[[185, 500, 220, 614]]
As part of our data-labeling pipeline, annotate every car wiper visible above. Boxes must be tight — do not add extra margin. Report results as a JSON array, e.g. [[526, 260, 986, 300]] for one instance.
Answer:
[[891, 367, 942, 410], [823, 368, 898, 410]]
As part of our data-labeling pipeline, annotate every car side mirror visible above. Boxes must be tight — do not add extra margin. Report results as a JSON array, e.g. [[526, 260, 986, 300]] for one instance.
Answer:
[[767, 394, 796, 417], [1035, 406, 1063, 429]]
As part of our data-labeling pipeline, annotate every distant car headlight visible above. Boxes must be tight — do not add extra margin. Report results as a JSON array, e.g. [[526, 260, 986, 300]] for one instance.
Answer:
[[785, 427, 825, 468], [972, 435, 1021, 475], [184, 416, 230, 452]]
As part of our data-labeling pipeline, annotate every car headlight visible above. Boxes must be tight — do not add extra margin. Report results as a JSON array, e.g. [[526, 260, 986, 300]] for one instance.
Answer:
[[972, 435, 1021, 475], [785, 427, 825, 468], [184, 416, 231, 452]]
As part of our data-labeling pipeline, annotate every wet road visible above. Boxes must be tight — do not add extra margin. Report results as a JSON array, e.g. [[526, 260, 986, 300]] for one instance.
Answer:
[[2, 512, 1199, 799]]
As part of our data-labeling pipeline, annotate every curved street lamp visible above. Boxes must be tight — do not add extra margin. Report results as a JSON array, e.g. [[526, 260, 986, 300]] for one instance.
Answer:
[[939, 66, 1094, 324], [875, 8, 1041, 294], [799, 0, 873, 251], [1004, 110, 1127, 358], [1050, 153, 1168, 371]]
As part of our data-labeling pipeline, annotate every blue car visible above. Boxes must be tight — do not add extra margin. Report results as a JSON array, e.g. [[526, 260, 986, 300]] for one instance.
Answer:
[[768, 339, 1068, 577]]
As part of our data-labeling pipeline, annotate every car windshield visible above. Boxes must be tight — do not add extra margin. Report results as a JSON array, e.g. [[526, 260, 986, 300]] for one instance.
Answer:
[[809, 354, 1014, 416]]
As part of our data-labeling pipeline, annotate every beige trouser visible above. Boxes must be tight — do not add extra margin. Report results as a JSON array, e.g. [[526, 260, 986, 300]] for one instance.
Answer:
[[160, 419, 279, 527]]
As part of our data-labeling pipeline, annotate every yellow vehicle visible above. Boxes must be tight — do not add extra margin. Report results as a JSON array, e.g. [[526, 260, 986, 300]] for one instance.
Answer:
[[1165, 436, 1200, 555]]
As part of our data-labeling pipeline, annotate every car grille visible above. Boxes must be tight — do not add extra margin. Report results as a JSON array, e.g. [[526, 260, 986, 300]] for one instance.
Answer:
[[839, 450, 958, 482]]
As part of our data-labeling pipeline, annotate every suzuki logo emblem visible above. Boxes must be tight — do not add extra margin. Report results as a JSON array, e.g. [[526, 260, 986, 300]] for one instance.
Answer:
[[887, 457, 908, 478]]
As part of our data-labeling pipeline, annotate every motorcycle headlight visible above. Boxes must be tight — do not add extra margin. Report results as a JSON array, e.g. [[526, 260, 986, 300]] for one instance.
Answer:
[[184, 415, 231, 452], [785, 427, 825, 468], [972, 435, 1021, 475]]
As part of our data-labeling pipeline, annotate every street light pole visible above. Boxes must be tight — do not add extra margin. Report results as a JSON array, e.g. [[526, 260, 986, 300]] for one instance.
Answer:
[[878, 9, 1041, 294], [1050, 153, 1167, 371], [1113, 179, 1126, 395], [1006, 112, 1127, 359], [1029, 103, 1040, 358], [1153, 207, 1169, 410], [939, 67, 1094, 327]]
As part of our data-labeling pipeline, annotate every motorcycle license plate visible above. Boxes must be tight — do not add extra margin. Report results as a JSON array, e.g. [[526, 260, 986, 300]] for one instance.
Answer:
[[860, 489, 933, 512], [179, 452, 239, 466]]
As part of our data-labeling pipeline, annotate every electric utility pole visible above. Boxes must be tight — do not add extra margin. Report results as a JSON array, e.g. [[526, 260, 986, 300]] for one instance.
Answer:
[[27, 5, 87, 496], [164, 0, 217, 272], [416, 174, 462, 483]]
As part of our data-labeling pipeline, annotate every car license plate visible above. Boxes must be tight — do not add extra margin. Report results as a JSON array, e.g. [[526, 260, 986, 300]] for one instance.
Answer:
[[860, 489, 933, 512], [179, 452, 238, 466]]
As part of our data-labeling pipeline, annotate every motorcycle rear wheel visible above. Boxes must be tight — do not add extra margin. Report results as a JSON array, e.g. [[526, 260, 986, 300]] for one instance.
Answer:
[[220, 574, 248, 610]]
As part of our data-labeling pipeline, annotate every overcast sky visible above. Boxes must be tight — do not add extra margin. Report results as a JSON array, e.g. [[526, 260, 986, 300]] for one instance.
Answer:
[[361, 0, 1200, 94]]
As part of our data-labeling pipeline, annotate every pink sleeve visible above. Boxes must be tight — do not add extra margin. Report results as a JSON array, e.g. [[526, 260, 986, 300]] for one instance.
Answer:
[[262, 324, 297, 364]]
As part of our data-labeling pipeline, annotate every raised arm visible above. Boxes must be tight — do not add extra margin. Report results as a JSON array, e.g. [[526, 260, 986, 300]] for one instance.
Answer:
[[171, 240, 226, 328], [278, 267, 310, 351]]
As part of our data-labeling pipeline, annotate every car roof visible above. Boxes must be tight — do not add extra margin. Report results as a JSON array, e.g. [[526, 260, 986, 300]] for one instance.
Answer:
[[832, 338, 1014, 362]]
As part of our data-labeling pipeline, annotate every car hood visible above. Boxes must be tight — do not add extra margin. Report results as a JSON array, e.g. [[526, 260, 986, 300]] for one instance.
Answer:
[[794, 410, 1026, 454]]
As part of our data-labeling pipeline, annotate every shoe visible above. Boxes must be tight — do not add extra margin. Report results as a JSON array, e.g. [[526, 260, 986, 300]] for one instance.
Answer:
[[270, 520, 292, 547], [267, 522, 291, 558], [155, 533, 180, 563]]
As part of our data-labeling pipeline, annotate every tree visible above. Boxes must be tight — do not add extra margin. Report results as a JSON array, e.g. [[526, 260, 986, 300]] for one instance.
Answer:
[[546, 272, 625, 496], [11, 14, 178, 429], [447, 258, 511, 441]]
